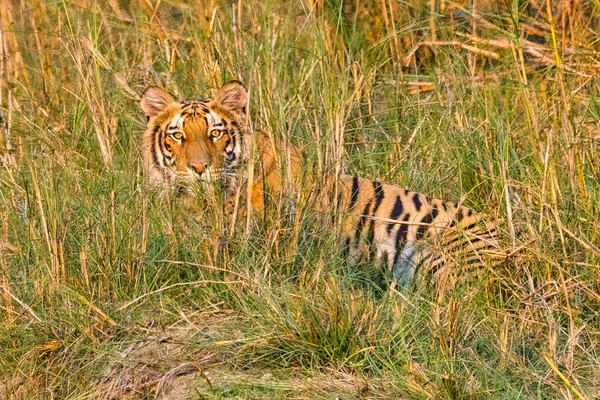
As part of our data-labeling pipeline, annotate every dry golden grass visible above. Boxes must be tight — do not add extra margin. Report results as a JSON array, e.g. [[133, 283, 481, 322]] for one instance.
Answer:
[[0, 0, 599, 398]]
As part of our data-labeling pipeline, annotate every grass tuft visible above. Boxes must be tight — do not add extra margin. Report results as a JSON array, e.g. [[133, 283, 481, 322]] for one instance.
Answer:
[[1, 0, 599, 398]]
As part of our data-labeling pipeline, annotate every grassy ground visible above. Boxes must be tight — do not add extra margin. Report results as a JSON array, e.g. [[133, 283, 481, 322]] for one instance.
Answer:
[[1, 0, 600, 398]]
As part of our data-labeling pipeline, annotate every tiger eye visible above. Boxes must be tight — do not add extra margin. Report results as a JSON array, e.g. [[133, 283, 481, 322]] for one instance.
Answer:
[[171, 132, 183, 140]]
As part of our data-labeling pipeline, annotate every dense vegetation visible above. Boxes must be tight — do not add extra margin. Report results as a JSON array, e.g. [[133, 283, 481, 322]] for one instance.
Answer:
[[1, 1, 599, 398]]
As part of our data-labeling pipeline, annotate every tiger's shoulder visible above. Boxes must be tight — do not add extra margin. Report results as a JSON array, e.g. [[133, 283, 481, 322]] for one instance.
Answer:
[[248, 131, 306, 211]]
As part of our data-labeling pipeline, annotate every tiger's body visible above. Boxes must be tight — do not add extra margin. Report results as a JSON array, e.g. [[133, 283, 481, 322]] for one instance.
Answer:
[[333, 175, 501, 284], [140, 81, 505, 286]]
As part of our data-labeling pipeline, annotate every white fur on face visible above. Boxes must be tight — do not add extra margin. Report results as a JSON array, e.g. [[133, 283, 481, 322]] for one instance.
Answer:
[[172, 113, 184, 129]]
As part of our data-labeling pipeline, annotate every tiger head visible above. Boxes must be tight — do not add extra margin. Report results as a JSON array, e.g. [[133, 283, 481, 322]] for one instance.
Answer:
[[140, 81, 248, 196]]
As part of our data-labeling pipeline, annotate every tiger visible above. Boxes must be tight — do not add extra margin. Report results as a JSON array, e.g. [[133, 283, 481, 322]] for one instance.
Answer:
[[140, 81, 506, 287], [140, 81, 248, 199]]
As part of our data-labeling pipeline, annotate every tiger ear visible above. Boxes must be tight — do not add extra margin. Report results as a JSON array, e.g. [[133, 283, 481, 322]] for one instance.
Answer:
[[141, 87, 176, 118], [213, 81, 247, 113]]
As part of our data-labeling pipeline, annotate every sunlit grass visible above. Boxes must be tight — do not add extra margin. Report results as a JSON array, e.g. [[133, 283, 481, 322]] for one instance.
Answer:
[[0, 1, 599, 398]]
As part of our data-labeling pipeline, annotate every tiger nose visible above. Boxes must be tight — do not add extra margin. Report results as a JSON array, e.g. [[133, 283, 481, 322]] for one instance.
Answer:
[[189, 161, 208, 175]]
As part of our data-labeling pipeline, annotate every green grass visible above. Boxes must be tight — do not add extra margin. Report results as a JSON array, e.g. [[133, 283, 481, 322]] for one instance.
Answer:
[[1, 1, 600, 398]]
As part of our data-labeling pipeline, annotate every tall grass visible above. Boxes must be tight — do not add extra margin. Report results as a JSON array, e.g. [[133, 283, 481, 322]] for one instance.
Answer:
[[1, 0, 599, 398]]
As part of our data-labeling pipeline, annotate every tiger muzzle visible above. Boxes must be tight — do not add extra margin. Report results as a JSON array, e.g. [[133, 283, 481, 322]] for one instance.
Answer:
[[189, 161, 208, 175]]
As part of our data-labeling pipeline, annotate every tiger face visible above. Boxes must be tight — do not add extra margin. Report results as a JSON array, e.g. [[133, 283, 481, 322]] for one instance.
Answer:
[[140, 81, 248, 196]]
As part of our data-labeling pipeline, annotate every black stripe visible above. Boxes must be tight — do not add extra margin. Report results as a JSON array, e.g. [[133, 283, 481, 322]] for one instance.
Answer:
[[365, 181, 385, 247], [342, 237, 351, 260], [349, 176, 359, 211], [392, 214, 410, 265], [150, 124, 161, 169], [441, 222, 483, 249], [440, 234, 464, 249], [387, 196, 404, 234], [485, 228, 498, 239], [158, 130, 170, 161], [413, 193, 422, 212], [360, 181, 385, 245], [416, 213, 434, 240], [456, 209, 465, 224], [355, 198, 373, 244], [431, 204, 439, 220], [157, 127, 168, 166], [462, 222, 478, 231], [464, 256, 485, 266], [158, 128, 170, 174], [371, 181, 385, 213], [429, 259, 446, 276]]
